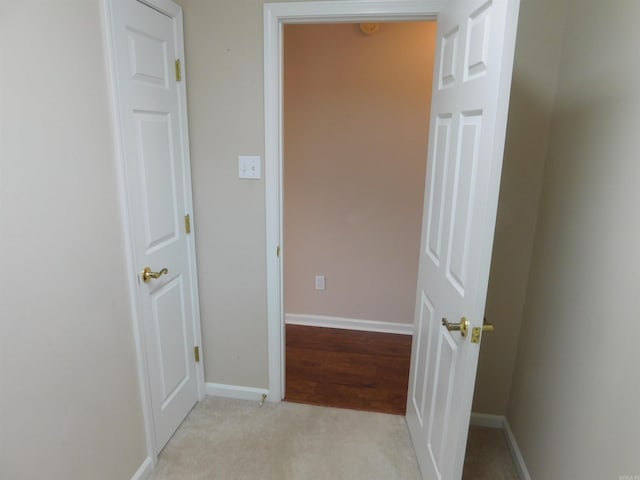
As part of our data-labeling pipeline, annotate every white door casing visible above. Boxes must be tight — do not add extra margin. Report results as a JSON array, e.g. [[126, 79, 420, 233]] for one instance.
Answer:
[[406, 0, 519, 479], [103, 0, 204, 456], [264, 0, 445, 405]]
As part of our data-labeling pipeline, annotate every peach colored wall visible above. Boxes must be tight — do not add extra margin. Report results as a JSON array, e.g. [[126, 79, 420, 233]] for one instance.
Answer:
[[283, 22, 437, 324]]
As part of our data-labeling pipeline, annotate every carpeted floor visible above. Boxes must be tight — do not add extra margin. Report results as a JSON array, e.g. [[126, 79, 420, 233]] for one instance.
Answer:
[[463, 427, 519, 479], [148, 397, 518, 480]]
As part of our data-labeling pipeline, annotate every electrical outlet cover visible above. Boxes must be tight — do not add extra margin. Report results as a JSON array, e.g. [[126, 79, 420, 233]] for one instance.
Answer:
[[238, 155, 261, 179]]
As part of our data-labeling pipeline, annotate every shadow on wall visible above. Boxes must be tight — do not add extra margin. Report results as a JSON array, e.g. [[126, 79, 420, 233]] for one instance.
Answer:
[[473, 70, 554, 415]]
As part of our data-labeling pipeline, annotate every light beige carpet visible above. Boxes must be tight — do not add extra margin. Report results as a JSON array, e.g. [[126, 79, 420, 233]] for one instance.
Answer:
[[148, 397, 421, 480], [463, 427, 519, 480], [148, 397, 519, 480]]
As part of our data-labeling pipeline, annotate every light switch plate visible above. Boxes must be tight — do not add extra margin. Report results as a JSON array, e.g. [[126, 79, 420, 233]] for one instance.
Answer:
[[238, 155, 261, 179]]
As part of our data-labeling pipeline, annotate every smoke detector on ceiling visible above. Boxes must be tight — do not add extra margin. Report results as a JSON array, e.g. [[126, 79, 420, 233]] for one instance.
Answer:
[[359, 23, 381, 35]]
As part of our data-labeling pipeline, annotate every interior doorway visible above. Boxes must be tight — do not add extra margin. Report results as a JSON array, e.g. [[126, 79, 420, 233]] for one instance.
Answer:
[[282, 21, 437, 413], [265, 1, 520, 477]]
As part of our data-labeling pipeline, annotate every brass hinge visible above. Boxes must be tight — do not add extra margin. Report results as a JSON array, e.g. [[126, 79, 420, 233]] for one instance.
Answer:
[[184, 214, 191, 234], [175, 59, 182, 82], [194, 346, 200, 363], [277, 245, 281, 257]]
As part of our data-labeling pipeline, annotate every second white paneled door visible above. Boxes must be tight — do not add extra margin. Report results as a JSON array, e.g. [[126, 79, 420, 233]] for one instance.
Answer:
[[106, 0, 202, 453], [406, 0, 520, 478]]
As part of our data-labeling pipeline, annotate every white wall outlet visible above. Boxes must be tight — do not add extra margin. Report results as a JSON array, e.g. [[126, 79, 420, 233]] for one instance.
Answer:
[[315, 275, 326, 290], [238, 155, 261, 179]]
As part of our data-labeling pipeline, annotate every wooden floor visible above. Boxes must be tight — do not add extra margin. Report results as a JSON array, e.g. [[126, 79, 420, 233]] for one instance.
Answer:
[[285, 324, 412, 415]]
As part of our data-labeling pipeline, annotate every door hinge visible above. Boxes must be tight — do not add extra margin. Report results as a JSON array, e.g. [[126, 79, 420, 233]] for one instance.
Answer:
[[175, 58, 182, 82], [194, 345, 200, 363], [184, 214, 191, 234], [277, 245, 281, 257]]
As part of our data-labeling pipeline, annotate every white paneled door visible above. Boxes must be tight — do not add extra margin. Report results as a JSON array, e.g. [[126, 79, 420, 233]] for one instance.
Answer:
[[106, 0, 202, 453], [406, 0, 520, 478]]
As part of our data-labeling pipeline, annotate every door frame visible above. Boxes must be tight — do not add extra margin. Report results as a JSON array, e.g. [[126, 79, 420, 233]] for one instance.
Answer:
[[101, 0, 205, 462], [264, 0, 447, 400]]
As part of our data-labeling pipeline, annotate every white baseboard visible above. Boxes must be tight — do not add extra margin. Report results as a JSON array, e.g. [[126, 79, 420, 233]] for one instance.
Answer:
[[504, 418, 532, 480], [130, 456, 153, 480], [206, 382, 270, 402], [470, 412, 505, 429], [285, 313, 413, 335], [470, 413, 531, 480]]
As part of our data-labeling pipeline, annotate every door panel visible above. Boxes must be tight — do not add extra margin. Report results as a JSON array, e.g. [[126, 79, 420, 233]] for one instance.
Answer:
[[411, 292, 434, 425], [128, 29, 170, 88], [428, 330, 457, 467], [152, 277, 189, 405], [465, 3, 491, 80], [135, 111, 179, 249], [425, 116, 451, 265], [406, 0, 520, 478], [108, 0, 200, 453], [447, 112, 481, 293]]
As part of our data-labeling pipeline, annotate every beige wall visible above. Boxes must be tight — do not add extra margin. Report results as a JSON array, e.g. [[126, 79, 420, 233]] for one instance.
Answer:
[[0, 2, 147, 479], [176, 0, 271, 387], [175, 0, 333, 387], [507, 1, 640, 477], [471, 0, 568, 414], [283, 22, 436, 324]]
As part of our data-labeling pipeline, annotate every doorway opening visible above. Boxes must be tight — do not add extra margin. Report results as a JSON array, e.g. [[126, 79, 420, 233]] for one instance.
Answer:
[[263, 0, 440, 407], [282, 21, 437, 414], [265, 1, 520, 478]]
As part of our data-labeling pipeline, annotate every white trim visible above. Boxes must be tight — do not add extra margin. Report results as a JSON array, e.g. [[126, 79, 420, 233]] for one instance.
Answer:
[[469, 412, 505, 429], [130, 457, 153, 480], [504, 418, 532, 480], [206, 383, 270, 402], [172, 3, 206, 403], [102, 0, 204, 460], [286, 314, 413, 335], [264, 0, 445, 403], [264, 0, 285, 404], [265, 0, 445, 22], [468, 413, 531, 480], [137, 0, 180, 17]]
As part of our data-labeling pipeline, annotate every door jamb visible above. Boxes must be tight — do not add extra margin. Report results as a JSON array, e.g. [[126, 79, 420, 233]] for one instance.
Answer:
[[101, 0, 205, 463], [264, 0, 446, 401]]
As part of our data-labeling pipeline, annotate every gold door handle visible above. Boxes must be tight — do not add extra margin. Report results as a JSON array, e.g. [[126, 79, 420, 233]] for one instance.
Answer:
[[441, 317, 470, 337], [141, 266, 169, 283]]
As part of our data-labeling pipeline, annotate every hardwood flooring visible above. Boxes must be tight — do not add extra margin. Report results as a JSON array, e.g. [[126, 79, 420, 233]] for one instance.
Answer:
[[285, 324, 412, 415]]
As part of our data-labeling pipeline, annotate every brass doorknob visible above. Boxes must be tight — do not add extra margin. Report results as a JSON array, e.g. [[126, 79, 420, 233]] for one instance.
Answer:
[[441, 317, 470, 337], [141, 267, 169, 283]]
